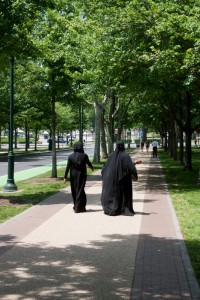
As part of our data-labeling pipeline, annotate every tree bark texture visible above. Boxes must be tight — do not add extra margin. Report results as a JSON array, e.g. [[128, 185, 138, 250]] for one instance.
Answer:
[[178, 94, 184, 165], [184, 92, 192, 170], [106, 91, 115, 154], [100, 108, 108, 158], [93, 100, 101, 163]]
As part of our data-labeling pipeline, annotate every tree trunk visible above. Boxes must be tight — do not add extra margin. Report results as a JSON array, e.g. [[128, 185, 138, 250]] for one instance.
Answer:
[[57, 131, 60, 149], [93, 93, 108, 162], [117, 97, 132, 144], [106, 91, 115, 154], [167, 117, 177, 159], [106, 123, 113, 154], [178, 126, 184, 165], [164, 133, 168, 152], [117, 120, 122, 142], [184, 92, 192, 170], [100, 108, 108, 158], [93, 101, 101, 163], [161, 122, 168, 151], [117, 103, 123, 142], [14, 127, 17, 149], [34, 127, 38, 151], [168, 118, 173, 157], [178, 94, 184, 165], [25, 120, 29, 151], [172, 122, 178, 161], [142, 128, 147, 143], [185, 131, 192, 170]]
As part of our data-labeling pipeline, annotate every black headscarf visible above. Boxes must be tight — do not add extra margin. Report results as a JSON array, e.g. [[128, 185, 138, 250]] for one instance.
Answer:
[[65, 141, 93, 178], [67, 142, 85, 168], [116, 141, 125, 151], [102, 141, 129, 182], [74, 142, 84, 153]]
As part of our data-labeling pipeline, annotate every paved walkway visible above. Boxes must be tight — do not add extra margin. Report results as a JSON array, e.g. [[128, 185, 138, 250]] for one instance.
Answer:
[[0, 151, 199, 300]]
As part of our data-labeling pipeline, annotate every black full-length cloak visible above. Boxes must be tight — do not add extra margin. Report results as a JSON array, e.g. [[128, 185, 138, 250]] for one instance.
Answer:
[[64, 142, 94, 213], [101, 142, 138, 216]]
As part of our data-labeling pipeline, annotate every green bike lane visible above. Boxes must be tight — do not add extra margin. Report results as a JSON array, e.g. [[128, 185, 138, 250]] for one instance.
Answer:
[[0, 160, 67, 187]]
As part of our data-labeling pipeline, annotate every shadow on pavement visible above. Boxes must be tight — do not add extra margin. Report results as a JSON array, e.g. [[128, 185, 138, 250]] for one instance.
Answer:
[[0, 233, 197, 299]]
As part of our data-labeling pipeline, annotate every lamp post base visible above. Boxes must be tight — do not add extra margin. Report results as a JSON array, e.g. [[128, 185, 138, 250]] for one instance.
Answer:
[[4, 180, 17, 192]]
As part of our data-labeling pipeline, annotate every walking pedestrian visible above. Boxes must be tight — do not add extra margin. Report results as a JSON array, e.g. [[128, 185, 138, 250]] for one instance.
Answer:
[[145, 140, 150, 152], [101, 141, 141, 216], [141, 140, 144, 152], [64, 142, 94, 213], [152, 140, 158, 157]]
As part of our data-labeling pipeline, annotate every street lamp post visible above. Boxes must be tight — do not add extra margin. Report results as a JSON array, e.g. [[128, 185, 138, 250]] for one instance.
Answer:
[[4, 57, 17, 192]]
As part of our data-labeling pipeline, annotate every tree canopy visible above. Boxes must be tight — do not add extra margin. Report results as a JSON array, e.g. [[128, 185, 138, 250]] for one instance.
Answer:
[[1, 0, 200, 167]]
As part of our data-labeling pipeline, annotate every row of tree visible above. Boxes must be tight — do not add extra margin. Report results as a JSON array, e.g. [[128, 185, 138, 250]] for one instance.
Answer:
[[1, 0, 200, 176]]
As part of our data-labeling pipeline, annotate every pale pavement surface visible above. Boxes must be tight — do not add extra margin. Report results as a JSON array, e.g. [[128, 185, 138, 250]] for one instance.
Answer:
[[0, 151, 199, 300]]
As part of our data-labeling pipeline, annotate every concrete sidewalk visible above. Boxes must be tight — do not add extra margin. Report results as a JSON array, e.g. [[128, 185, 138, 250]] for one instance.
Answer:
[[0, 152, 199, 299]]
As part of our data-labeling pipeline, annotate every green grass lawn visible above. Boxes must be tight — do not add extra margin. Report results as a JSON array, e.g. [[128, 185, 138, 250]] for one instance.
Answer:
[[159, 148, 200, 285]]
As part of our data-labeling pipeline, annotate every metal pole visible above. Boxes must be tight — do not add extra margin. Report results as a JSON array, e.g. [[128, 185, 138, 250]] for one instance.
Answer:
[[4, 57, 17, 192]]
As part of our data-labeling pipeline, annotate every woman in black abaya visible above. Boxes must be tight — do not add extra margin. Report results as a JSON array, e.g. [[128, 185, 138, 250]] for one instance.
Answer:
[[64, 142, 94, 213], [101, 141, 141, 216]]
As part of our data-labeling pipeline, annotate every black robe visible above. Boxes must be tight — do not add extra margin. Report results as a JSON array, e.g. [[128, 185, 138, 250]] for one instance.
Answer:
[[101, 143, 138, 216], [64, 143, 93, 213]]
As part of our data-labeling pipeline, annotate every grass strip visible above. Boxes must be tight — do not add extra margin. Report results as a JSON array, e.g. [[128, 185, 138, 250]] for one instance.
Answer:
[[159, 148, 200, 285]]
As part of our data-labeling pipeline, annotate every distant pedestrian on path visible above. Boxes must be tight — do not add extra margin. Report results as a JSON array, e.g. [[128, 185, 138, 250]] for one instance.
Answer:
[[64, 142, 94, 213], [140, 140, 144, 152], [145, 140, 150, 152], [152, 140, 158, 157], [101, 141, 141, 216]]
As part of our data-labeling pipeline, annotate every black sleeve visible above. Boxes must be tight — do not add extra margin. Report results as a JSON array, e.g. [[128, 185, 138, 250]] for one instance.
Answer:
[[126, 155, 138, 177], [64, 158, 71, 179], [85, 154, 94, 170]]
